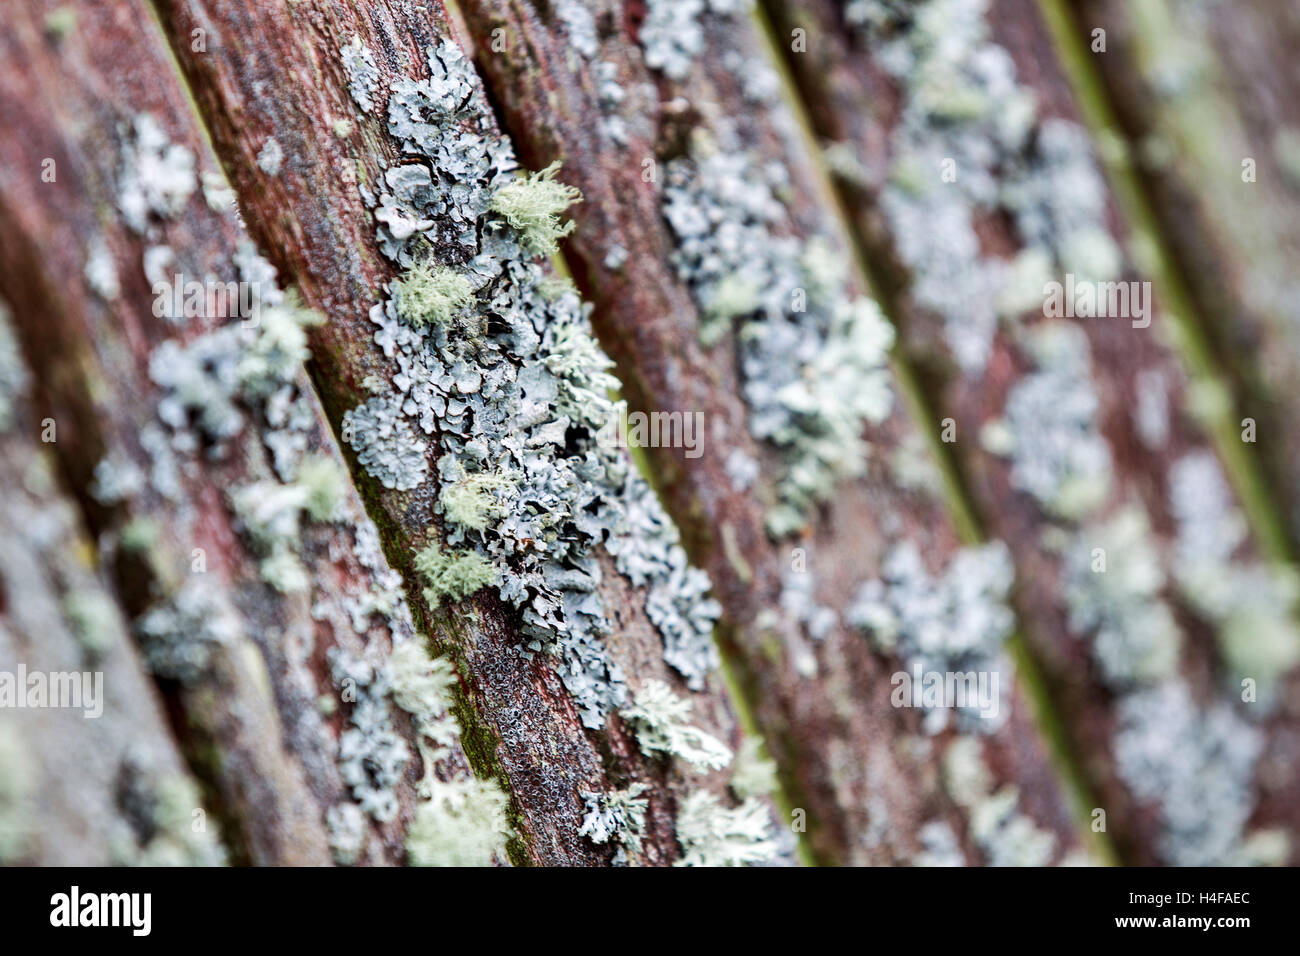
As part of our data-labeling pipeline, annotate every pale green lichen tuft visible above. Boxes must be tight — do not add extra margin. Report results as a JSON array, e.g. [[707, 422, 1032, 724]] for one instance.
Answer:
[[392, 261, 474, 329], [439, 469, 515, 531], [406, 777, 509, 866], [413, 545, 498, 608], [488, 161, 582, 256]]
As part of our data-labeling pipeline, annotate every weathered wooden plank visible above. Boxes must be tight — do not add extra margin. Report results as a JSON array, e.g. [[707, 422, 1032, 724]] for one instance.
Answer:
[[762, 0, 1300, 864], [1063, 0, 1300, 553], [0, 308, 224, 866], [0, 0, 505, 866], [146, 0, 778, 865]]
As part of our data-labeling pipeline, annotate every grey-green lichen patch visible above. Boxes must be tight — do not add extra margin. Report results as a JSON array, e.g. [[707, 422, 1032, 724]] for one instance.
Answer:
[[149, 274, 321, 450], [343, 39, 725, 726], [200, 171, 238, 215], [117, 114, 196, 233], [438, 467, 514, 531], [325, 802, 366, 865], [983, 322, 1112, 519], [144, 247, 346, 592], [556, 0, 599, 61], [0, 299, 31, 432], [331, 648, 410, 823], [944, 736, 1055, 866], [341, 37, 381, 114], [673, 790, 778, 867], [406, 775, 509, 866], [135, 579, 238, 683], [1168, 452, 1300, 690], [620, 679, 732, 770], [913, 819, 965, 867], [848, 0, 1120, 372], [329, 631, 509, 864], [342, 396, 428, 491], [779, 560, 839, 643], [488, 162, 581, 257], [608, 471, 722, 689], [848, 541, 1015, 733], [578, 783, 649, 857], [1061, 505, 1180, 687], [1114, 682, 1262, 866], [640, 0, 753, 81], [377, 42, 517, 265], [662, 144, 896, 535]]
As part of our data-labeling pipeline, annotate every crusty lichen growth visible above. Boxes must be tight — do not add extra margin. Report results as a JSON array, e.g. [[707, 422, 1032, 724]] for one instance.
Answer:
[[662, 140, 897, 536], [488, 161, 581, 256], [620, 679, 732, 771], [393, 261, 474, 329], [413, 544, 498, 608]]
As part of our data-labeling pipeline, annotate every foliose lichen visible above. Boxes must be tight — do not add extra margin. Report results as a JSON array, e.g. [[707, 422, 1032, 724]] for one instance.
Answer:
[[639, 0, 753, 82], [943, 736, 1056, 866], [389, 639, 509, 866], [662, 143, 896, 535], [341, 37, 382, 114], [620, 679, 732, 771], [117, 114, 196, 234], [982, 322, 1112, 519], [673, 790, 778, 867], [1168, 452, 1300, 690], [1113, 682, 1263, 866], [848, 541, 1015, 732], [578, 783, 649, 856], [135, 580, 238, 684], [1061, 505, 1180, 687], [847, 0, 1119, 371]]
